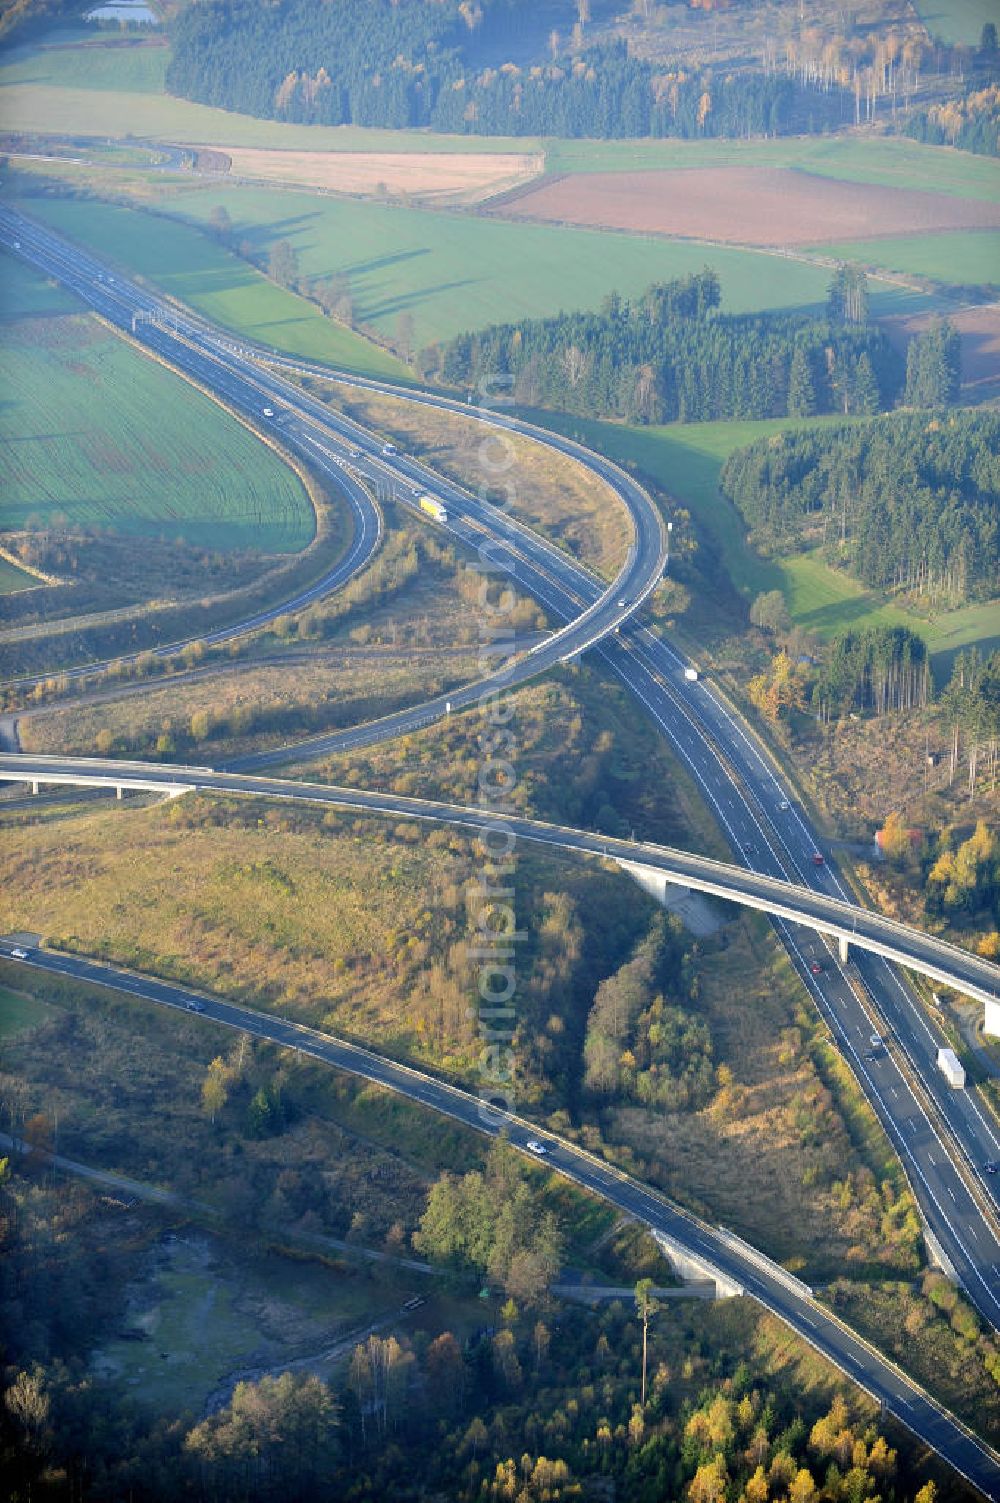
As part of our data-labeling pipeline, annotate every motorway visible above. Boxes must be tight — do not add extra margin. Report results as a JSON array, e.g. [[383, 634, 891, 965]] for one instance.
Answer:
[[4, 751, 1000, 1012], [2, 206, 1000, 1486], [0, 205, 667, 692], [4, 939, 999, 1499]]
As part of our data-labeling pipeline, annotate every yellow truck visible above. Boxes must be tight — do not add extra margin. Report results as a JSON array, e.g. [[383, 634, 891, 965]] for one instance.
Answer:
[[419, 494, 447, 524]]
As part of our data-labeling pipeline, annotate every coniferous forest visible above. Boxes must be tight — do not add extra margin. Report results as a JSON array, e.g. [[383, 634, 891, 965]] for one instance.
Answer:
[[434, 271, 901, 423], [165, 0, 805, 139], [720, 412, 1000, 604]]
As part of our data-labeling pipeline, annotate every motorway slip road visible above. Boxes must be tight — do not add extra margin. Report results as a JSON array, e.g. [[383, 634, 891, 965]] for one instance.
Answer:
[[4, 941, 999, 1501]]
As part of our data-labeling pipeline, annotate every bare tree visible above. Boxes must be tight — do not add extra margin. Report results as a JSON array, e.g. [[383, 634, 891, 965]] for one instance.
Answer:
[[635, 1278, 661, 1405], [560, 343, 589, 388]]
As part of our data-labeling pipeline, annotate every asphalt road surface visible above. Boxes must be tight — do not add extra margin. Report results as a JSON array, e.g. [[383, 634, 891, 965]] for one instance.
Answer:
[[3, 207, 1000, 1489], [4, 941, 998, 1499]]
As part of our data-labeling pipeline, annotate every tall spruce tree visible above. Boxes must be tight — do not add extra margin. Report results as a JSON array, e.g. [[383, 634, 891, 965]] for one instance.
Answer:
[[904, 320, 961, 407], [852, 352, 880, 415], [787, 345, 816, 415]]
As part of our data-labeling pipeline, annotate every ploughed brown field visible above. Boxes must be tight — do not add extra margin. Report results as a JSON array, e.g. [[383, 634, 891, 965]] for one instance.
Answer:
[[498, 166, 1000, 246], [882, 303, 1000, 396]]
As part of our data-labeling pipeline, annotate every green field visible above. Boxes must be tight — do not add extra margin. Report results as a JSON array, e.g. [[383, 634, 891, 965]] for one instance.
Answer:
[[8, 197, 410, 380], [530, 411, 844, 599], [532, 408, 1000, 667], [912, 0, 999, 45], [3, 31, 998, 207], [166, 187, 857, 343], [0, 985, 56, 1038], [0, 35, 171, 94], [544, 135, 1000, 202], [819, 230, 1000, 289], [0, 36, 530, 150], [27, 184, 927, 353], [0, 556, 39, 593], [0, 252, 314, 552]]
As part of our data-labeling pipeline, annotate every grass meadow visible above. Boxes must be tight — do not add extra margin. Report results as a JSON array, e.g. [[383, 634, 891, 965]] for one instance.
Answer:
[[0, 251, 313, 552], [819, 230, 1000, 289], [15, 181, 887, 355], [2, 31, 998, 206], [527, 408, 1000, 669], [20, 644, 485, 762], [0, 556, 39, 593], [9, 195, 410, 380], [0, 797, 478, 1067], [912, 0, 1000, 44], [543, 134, 1000, 201], [0, 984, 56, 1038]]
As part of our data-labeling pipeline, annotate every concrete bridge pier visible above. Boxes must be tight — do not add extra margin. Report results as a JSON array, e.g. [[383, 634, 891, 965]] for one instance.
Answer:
[[839, 934, 850, 964], [31, 780, 38, 796], [616, 859, 723, 938], [651, 1229, 743, 1299]]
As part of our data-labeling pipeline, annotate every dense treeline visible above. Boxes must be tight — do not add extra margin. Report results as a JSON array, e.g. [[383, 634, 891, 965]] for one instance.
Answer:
[[747, 629, 930, 723], [0, 0, 75, 45], [904, 321, 962, 408], [905, 83, 1000, 157], [940, 647, 1000, 797], [922, 819, 998, 925], [435, 270, 901, 423], [582, 914, 714, 1110], [816, 627, 931, 720], [721, 412, 1000, 603], [165, 0, 812, 139], [430, 45, 796, 140], [413, 1137, 563, 1300]]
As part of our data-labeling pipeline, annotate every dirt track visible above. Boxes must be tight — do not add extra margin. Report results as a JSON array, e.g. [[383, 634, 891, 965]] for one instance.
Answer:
[[498, 166, 1000, 246]]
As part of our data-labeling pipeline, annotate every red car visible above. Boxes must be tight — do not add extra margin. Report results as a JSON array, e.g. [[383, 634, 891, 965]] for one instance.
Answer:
[[811, 852, 825, 866], [810, 962, 823, 976]]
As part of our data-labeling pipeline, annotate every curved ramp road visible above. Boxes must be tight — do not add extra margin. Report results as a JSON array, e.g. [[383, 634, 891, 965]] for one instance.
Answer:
[[3, 752, 998, 1012], [5, 209, 1000, 1322], [0, 207, 667, 696], [3, 941, 998, 1500], [4, 209, 1000, 1474]]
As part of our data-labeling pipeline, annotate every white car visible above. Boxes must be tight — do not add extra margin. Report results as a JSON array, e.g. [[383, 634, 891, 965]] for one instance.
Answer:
[[262, 407, 275, 418], [525, 1139, 548, 1156], [381, 442, 397, 456], [9, 947, 28, 960], [186, 1000, 205, 1014], [778, 799, 790, 811]]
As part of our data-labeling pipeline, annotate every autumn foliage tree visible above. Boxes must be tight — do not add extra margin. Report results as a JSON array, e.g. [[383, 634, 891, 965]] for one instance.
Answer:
[[876, 810, 913, 866]]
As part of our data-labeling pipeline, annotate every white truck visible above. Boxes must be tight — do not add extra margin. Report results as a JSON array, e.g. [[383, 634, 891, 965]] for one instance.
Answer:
[[419, 495, 447, 524], [937, 1047, 966, 1088], [684, 667, 699, 682]]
